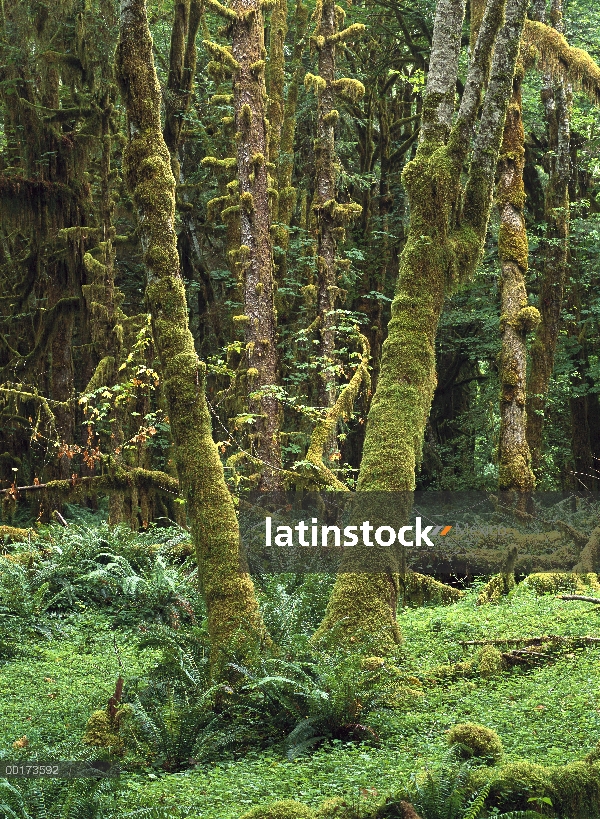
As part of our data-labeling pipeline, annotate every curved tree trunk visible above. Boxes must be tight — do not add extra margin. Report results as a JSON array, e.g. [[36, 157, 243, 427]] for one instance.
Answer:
[[116, 0, 266, 674], [315, 0, 529, 651]]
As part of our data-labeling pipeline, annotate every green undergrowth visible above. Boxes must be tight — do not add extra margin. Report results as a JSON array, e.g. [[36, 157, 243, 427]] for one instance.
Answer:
[[1, 525, 600, 818]]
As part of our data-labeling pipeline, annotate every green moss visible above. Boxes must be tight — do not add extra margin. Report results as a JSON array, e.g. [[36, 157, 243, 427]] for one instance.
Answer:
[[304, 72, 327, 93], [403, 572, 464, 606], [211, 93, 234, 104], [82, 706, 131, 754], [515, 305, 541, 333], [311, 571, 402, 655], [0, 525, 35, 543], [476, 572, 515, 605], [221, 204, 241, 220], [240, 191, 254, 211], [202, 156, 238, 171], [326, 23, 366, 46], [524, 572, 600, 595], [314, 798, 355, 819], [498, 222, 528, 269], [203, 40, 240, 71], [488, 759, 600, 817], [447, 722, 503, 763], [478, 644, 503, 678], [332, 77, 365, 101], [523, 20, 600, 105], [238, 800, 315, 819]]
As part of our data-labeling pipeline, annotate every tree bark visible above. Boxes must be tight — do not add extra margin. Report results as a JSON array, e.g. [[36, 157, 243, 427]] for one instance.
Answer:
[[231, 0, 282, 490], [314, 0, 526, 651], [526, 0, 571, 474], [497, 74, 538, 497], [116, 0, 266, 673]]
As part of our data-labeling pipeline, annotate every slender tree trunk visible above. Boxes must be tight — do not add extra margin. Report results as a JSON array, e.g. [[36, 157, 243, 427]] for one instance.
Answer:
[[231, 0, 282, 490], [116, 0, 266, 673], [496, 74, 538, 497], [314, 0, 341, 412], [307, 5, 364, 466], [163, 0, 202, 161], [277, 0, 308, 236], [526, 0, 571, 474]]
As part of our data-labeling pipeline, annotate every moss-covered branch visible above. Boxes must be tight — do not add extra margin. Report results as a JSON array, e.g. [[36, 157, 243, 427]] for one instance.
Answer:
[[523, 19, 600, 104], [304, 334, 370, 490], [0, 467, 180, 498]]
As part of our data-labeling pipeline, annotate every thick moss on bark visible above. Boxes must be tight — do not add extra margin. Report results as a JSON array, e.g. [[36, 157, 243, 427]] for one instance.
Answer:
[[315, 0, 528, 649], [526, 9, 571, 473], [116, 0, 266, 673], [496, 76, 538, 497]]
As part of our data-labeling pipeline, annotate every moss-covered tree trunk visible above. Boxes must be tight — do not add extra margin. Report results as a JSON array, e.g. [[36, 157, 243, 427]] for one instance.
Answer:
[[163, 0, 202, 161], [316, 0, 529, 650], [496, 74, 539, 496], [230, 0, 282, 490], [309, 2, 364, 415], [276, 0, 308, 238], [526, 0, 571, 474], [313, 0, 340, 412], [116, 0, 266, 673]]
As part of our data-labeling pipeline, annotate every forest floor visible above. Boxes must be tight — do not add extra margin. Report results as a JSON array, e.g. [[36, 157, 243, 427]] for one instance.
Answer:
[[1, 517, 600, 817]]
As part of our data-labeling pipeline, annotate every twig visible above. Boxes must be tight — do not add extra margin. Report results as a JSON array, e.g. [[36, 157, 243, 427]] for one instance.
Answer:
[[559, 595, 600, 604]]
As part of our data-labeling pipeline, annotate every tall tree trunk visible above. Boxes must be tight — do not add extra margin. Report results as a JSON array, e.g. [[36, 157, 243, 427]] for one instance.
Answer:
[[116, 0, 266, 673], [315, 0, 528, 650], [276, 0, 308, 237], [163, 0, 202, 161], [231, 0, 282, 490], [310, 1, 364, 413], [496, 73, 539, 498], [526, 0, 571, 474]]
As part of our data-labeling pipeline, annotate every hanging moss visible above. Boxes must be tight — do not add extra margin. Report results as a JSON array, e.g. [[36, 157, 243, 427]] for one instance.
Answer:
[[325, 22, 365, 45], [523, 20, 600, 104], [304, 72, 327, 93], [332, 77, 366, 101], [205, 0, 238, 20], [203, 40, 240, 70], [202, 156, 238, 171]]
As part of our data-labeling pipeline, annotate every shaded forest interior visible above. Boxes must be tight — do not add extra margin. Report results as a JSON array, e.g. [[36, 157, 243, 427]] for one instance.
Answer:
[[4, 0, 600, 817]]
